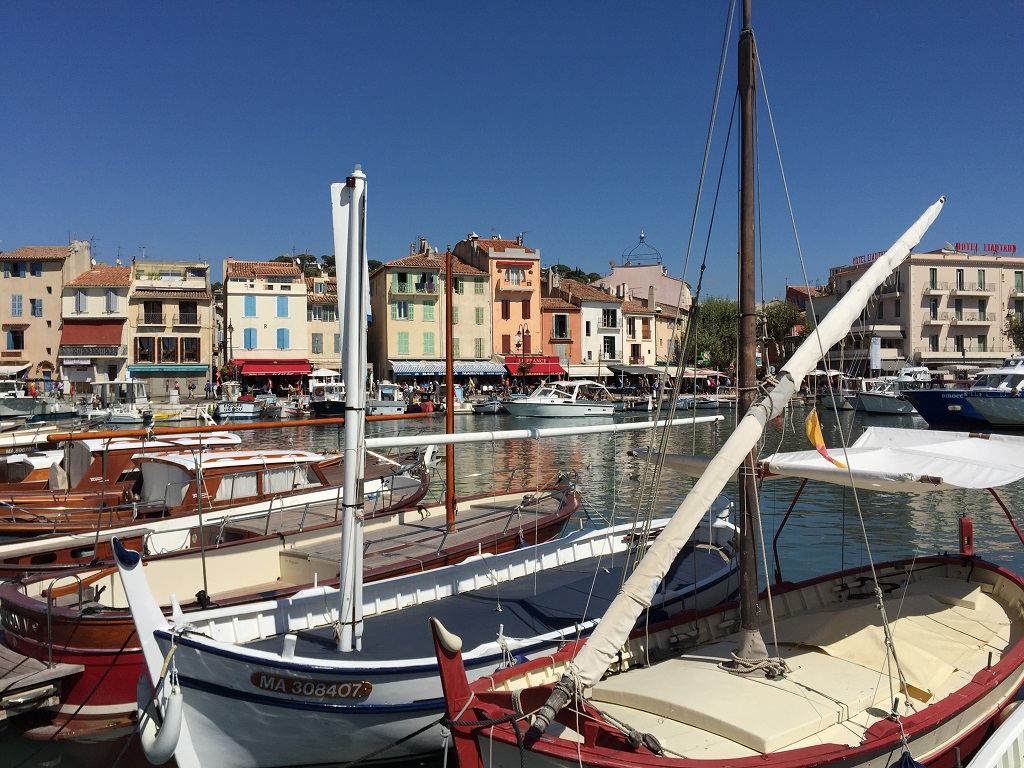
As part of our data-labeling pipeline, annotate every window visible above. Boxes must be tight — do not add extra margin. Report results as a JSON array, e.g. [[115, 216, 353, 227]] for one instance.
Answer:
[[244, 295, 256, 317], [136, 337, 155, 362], [105, 289, 118, 314], [505, 266, 524, 285], [75, 290, 87, 314], [179, 301, 198, 324], [397, 331, 409, 354], [423, 332, 435, 355], [276, 328, 290, 349], [396, 272, 409, 292], [160, 337, 178, 362], [956, 269, 965, 290], [475, 307, 485, 325], [315, 282, 326, 294], [181, 337, 200, 363], [392, 300, 412, 320], [929, 335, 939, 352], [451, 307, 458, 324], [277, 295, 288, 317], [522, 300, 531, 320], [979, 298, 988, 319], [585, 320, 591, 337], [4, 262, 25, 278], [243, 327, 257, 349], [1015, 271, 1023, 293], [876, 302, 883, 320], [474, 337, 485, 357], [501, 300, 510, 320], [322, 305, 337, 323], [334, 333, 340, 353], [11, 295, 22, 317], [454, 277, 464, 294], [6, 330, 24, 350], [929, 298, 939, 319], [641, 318, 651, 340], [894, 299, 901, 318], [627, 317, 636, 338], [423, 302, 435, 322], [929, 268, 938, 289], [954, 298, 963, 321], [978, 270, 986, 290], [977, 334, 987, 352], [602, 336, 617, 359], [308, 306, 322, 322], [501, 334, 511, 354], [31, 262, 42, 277], [452, 338, 460, 357], [553, 314, 569, 339], [954, 334, 965, 353], [143, 300, 162, 324], [602, 308, 618, 328], [311, 333, 323, 354], [30, 298, 43, 317], [474, 279, 484, 295]]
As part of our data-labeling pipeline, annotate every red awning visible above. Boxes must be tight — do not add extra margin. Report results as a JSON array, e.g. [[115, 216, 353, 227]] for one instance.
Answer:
[[60, 320, 125, 346], [496, 261, 534, 268], [237, 359, 311, 377], [504, 362, 565, 376]]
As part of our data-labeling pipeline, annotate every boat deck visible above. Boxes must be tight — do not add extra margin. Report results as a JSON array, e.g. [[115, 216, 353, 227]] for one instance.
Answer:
[[243, 540, 732, 663], [0, 645, 83, 723]]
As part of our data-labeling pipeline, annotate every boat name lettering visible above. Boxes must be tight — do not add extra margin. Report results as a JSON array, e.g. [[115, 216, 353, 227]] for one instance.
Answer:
[[0, 607, 39, 635], [249, 673, 372, 699]]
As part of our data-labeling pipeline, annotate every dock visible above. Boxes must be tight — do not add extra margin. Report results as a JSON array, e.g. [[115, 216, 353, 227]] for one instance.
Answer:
[[0, 645, 83, 722]]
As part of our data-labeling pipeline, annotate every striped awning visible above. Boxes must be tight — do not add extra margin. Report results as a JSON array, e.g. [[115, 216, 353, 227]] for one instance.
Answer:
[[389, 360, 506, 376]]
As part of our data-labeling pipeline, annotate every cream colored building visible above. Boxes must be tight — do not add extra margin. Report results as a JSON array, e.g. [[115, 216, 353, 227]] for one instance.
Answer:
[[814, 247, 1024, 371], [306, 273, 339, 372], [60, 263, 132, 385], [368, 240, 496, 382], [1, 240, 92, 388]]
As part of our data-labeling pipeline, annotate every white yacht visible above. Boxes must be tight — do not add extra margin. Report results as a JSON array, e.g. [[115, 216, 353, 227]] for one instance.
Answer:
[[502, 379, 617, 417]]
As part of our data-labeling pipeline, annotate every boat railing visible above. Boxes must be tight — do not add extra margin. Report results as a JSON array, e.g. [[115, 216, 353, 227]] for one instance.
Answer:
[[44, 572, 88, 666]]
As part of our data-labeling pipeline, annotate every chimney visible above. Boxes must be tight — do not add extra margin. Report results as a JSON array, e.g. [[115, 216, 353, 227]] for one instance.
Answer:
[[648, 285, 656, 310], [516, 232, 524, 246], [410, 242, 415, 256]]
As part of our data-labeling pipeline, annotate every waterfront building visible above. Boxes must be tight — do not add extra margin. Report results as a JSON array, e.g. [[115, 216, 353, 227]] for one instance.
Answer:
[[0, 240, 92, 388], [60, 263, 132, 386], [539, 293, 581, 373], [368, 239, 502, 385], [812, 244, 1023, 372], [306, 272, 339, 373], [223, 258, 311, 385], [550, 277, 624, 379], [126, 258, 215, 395]]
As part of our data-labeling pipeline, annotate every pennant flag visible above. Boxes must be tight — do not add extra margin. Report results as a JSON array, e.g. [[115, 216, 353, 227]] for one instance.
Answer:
[[805, 409, 847, 468]]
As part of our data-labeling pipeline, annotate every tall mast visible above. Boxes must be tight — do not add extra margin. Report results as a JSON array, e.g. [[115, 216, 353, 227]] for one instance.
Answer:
[[444, 247, 457, 529], [734, 0, 768, 663]]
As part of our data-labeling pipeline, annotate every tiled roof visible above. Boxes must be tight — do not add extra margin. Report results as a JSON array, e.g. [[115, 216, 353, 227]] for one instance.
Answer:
[[541, 297, 578, 311], [308, 293, 338, 305], [621, 300, 654, 313], [0, 246, 71, 261], [472, 238, 537, 255], [225, 259, 301, 278], [66, 264, 133, 287], [559, 278, 622, 304], [373, 253, 488, 277], [305, 276, 337, 293], [132, 289, 213, 300]]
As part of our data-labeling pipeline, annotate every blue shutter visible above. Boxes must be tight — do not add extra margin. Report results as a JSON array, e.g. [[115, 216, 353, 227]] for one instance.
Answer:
[[277, 295, 288, 317], [244, 295, 256, 317], [277, 328, 289, 349], [244, 327, 257, 349]]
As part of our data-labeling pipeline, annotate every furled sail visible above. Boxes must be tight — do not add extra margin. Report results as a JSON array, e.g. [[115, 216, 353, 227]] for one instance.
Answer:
[[533, 196, 946, 731]]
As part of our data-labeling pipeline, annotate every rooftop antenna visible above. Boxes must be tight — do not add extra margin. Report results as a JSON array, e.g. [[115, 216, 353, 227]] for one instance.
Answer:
[[620, 229, 662, 266], [139, 245, 147, 259]]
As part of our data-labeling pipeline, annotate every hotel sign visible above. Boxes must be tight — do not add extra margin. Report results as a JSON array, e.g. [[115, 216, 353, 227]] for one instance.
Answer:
[[852, 251, 885, 265], [955, 242, 1018, 253]]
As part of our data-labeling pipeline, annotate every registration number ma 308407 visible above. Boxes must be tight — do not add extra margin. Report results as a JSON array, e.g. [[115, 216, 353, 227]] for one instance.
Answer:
[[250, 673, 372, 699]]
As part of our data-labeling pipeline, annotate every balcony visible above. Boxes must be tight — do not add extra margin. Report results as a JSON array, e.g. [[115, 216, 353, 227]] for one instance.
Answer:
[[950, 282, 995, 295], [550, 332, 572, 342], [173, 313, 201, 326], [138, 312, 165, 326], [629, 356, 646, 365], [922, 282, 950, 296], [950, 312, 996, 325], [880, 284, 904, 296], [494, 277, 532, 294], [922, 312, 949, 325], [391, 281, 437, 295]]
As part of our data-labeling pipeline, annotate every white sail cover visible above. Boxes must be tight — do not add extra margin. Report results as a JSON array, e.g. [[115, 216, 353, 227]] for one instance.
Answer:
[[564, 197, 946, 691], [762, 426, 1024, 492]]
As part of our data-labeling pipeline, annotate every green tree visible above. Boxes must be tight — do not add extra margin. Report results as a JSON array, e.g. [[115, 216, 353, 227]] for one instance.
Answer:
[[761, 300, 803, 365], [1004, 314, 1024, 354], [693, 296, 739, 371]]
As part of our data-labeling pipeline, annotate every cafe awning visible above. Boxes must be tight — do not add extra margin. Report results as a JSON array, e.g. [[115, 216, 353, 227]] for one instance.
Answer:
[[59, 320, 125, 346], [236, 359, 311, 376]]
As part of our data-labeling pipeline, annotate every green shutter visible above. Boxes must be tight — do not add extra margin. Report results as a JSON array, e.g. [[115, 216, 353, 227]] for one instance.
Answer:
[[408, 301, 414, 320], [452, 307, 459, 324], [391, 302, 397, 320], [475, 307, 484, 325], [423, 332, 435, 355], [397, 331, 409, 354]]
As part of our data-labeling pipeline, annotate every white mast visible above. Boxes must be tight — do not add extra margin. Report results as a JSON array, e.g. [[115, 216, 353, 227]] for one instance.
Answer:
[[332, 166, 368, 652]]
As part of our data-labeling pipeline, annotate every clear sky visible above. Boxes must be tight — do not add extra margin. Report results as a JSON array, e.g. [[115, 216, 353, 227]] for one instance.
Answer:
[[4, 2, 1022, 301]]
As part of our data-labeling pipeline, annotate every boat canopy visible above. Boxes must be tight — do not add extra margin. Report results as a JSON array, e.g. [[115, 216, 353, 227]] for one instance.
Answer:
[[762, 426, 1024, 491]]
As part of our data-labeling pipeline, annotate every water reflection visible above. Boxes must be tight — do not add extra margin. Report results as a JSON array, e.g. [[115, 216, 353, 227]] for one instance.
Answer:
[[4, 407, 1024, 766]]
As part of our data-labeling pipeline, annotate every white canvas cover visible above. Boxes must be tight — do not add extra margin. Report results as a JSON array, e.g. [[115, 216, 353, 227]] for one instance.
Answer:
[[761, 427, 1024, 491]]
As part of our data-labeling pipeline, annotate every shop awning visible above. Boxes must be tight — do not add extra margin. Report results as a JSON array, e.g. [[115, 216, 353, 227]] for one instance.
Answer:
[[129, 364, 209, 373], [453, 361, 505, 375], [607, 364, 669, 377], [565, 364, 614, 379], [872, 329, 904, 340], [60, 320, 125, 346], [504, 361, 566, 376], [237, 359, 311, 376], [0, 363, 30, 377], [390, 360, 446, 376]]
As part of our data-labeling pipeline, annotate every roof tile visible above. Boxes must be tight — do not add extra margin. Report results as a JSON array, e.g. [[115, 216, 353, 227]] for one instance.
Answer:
[[66, 264, 133, 287]]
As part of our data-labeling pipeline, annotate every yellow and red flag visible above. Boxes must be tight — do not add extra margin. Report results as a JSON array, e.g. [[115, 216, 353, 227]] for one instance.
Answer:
[[804, 409, 847, 468]]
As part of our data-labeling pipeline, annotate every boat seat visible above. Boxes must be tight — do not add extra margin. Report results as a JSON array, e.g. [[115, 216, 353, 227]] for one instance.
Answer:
[[278, 548, 340, 586]]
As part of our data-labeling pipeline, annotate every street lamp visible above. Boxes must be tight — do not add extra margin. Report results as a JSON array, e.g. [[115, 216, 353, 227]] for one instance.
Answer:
[[514, 324, 530, 389], [227, 321, 234, 365]]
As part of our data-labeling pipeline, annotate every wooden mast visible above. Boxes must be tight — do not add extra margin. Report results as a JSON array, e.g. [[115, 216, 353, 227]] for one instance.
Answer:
[[444, 247, 457, 529]]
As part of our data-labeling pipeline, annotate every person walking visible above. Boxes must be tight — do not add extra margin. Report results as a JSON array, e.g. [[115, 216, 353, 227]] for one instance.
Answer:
[[204, 381, 213, 399], [188, 380, 196, 399]]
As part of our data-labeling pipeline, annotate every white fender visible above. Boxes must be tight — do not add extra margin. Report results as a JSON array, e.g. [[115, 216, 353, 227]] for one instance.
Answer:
[[137, 673, 183, 765]]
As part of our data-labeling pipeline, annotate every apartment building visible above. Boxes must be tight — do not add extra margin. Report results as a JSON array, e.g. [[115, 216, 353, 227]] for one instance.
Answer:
[[305, 273, 339, 372], [59, 263, 132, 386], [125, 259, 215, 395], [813, 246, 1024, 371], [553, 278, 624, 378], [368, 240, 501, 382], [223, 259, 311, 383], [0, 240, 92, 387]]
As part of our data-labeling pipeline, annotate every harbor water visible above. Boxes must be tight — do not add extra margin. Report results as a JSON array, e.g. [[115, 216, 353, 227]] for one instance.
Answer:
[[3, 406, 1024, 767]]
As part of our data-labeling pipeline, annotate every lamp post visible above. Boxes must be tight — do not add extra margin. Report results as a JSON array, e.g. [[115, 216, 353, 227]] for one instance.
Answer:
[[514, 324, 530, 390], [227, 321, 234, 366]]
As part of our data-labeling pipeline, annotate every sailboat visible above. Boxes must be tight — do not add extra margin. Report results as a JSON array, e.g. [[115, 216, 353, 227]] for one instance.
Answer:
[[429, 4, 1024, 768], [110, 168, 740, 766]]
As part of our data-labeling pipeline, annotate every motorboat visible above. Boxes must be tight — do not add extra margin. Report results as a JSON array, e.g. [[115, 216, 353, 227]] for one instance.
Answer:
[[905, 355, 1024, 428], [502, 379, 616, 417]]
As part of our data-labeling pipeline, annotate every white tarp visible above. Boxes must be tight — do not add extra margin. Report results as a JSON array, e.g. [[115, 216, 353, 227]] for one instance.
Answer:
[[762, 426, 1024, 492]]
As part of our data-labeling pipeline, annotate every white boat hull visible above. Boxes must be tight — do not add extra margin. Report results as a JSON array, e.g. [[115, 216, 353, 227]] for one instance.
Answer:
[[967, 395, 1024, 427], [855, 391, 916, 414], [503, 401, 615, 417]]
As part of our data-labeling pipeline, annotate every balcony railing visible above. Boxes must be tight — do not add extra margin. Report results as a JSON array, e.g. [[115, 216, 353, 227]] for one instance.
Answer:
[[138, 312, 165, 325], [629, 356, 645, 365], [922, 282, 950, 295], [950, 312, 996, 324], [495, 277, 532, 292], [392, 282, 438, 295], [173, 313, 201, 326], [950, 282, 995, 294], [550, 332, 572, 341]]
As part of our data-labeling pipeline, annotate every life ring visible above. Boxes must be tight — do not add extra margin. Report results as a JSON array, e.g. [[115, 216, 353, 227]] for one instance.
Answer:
[[313, 387, 325, 397]]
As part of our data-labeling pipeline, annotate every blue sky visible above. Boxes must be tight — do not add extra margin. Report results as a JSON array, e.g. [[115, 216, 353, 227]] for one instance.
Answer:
[[4, 2, 1022, 301]]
